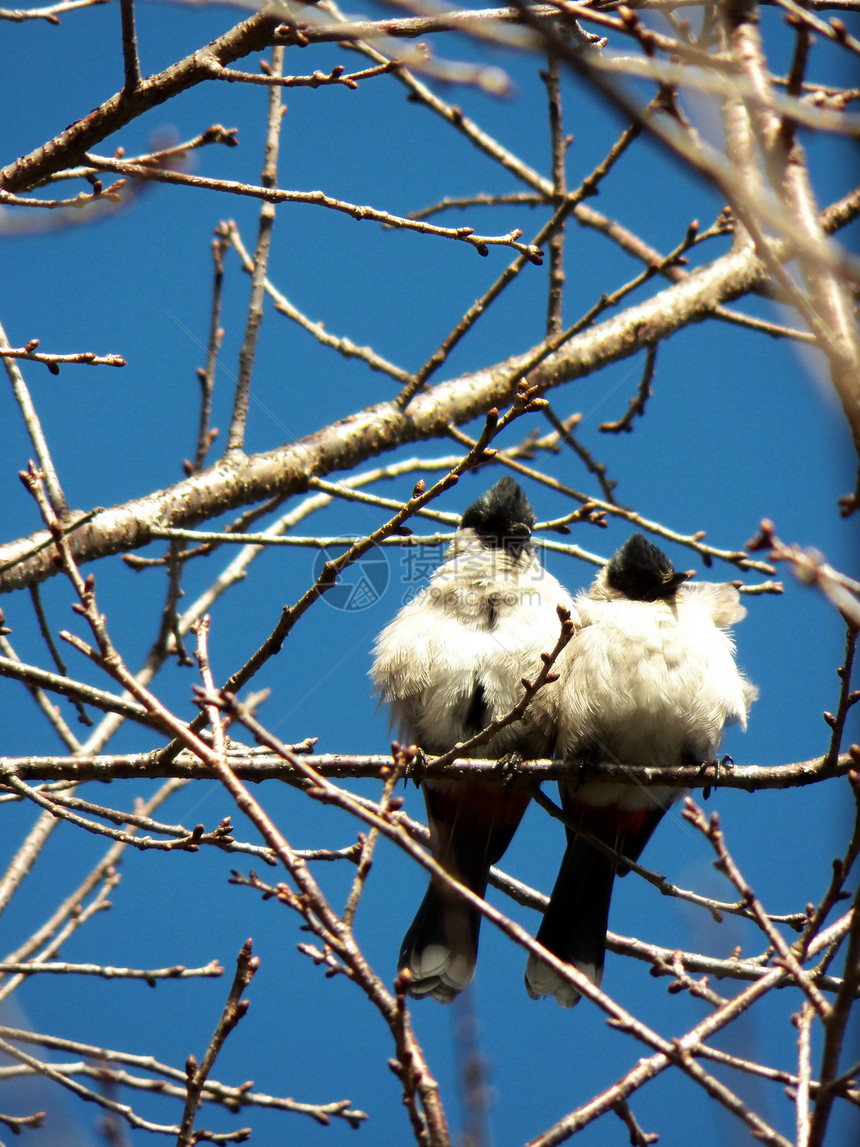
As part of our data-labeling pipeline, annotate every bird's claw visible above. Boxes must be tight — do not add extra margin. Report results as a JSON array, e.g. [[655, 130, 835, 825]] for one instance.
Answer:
[[494, 751, 523, 786], [701, 753, 733, 799], [408, 746, 429, 788]]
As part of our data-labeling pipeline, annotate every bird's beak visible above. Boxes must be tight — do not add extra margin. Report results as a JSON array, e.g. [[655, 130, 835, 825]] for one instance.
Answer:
[[656, 569, 693, 597]]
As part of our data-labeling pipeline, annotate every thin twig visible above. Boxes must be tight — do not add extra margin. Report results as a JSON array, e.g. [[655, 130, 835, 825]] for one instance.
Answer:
[[683, 800, 832, 1018], [543, 50, 567, 338], [190, 234, 227, 474], [177, 941, 256, 1146], [0, 318, 68, 515], [118, 0, 141, 92], [599, 342, 657, 433], [0, 635, 82, 749], [225, 46, 284, 453], [221, 220, 411, 383], [0, 341, 125, 370], [82, 153, 544, 262]]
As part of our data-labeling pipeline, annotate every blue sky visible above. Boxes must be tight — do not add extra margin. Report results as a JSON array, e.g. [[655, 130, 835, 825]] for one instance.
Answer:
[[0, 1, 858, 1144]]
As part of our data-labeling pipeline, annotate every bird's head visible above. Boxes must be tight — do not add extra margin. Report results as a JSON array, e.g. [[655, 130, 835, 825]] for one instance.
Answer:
[[459, 477, 536, 558], [604, 533, 692, 601]]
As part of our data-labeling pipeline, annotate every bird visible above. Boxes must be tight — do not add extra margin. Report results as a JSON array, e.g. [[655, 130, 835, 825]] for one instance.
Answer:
[[525, 532, 757, 1007], [370, 476, 576, 1002]]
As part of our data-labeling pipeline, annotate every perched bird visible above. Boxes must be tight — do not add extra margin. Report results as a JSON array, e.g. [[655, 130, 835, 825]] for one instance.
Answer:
[[525, 532, 756, 1007], [371, 477, 576, 1002]]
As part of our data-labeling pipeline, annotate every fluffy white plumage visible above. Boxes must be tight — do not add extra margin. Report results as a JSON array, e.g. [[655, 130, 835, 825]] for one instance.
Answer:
[[525, 534, 756, 1007], [557, 572, 756, 766], [373, 529, 576, 758]]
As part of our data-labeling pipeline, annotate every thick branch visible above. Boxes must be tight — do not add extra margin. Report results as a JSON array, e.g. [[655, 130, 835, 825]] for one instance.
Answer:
[[2, 183, 857, 592], [0, 12, 283, 193], [0, 750, 852, 787], [0, 242, 772, 591]]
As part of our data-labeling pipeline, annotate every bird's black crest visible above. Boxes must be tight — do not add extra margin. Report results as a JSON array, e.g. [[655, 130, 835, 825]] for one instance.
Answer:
[[606, 533, 690, 601], [460, 477, 536, 552]]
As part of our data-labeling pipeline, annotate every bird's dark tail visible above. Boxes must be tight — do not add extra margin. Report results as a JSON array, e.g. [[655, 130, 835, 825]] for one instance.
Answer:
[[524, 832, 616, 1007], [399, 880, 484, 1003], [399, 779, 529, 1002], [525, 795, 668, 1007]]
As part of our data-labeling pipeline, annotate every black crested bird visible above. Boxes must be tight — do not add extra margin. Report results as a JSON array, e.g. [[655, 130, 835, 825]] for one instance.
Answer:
[[525, 532, 756, 1007], [371, 477, 576, 1001]]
